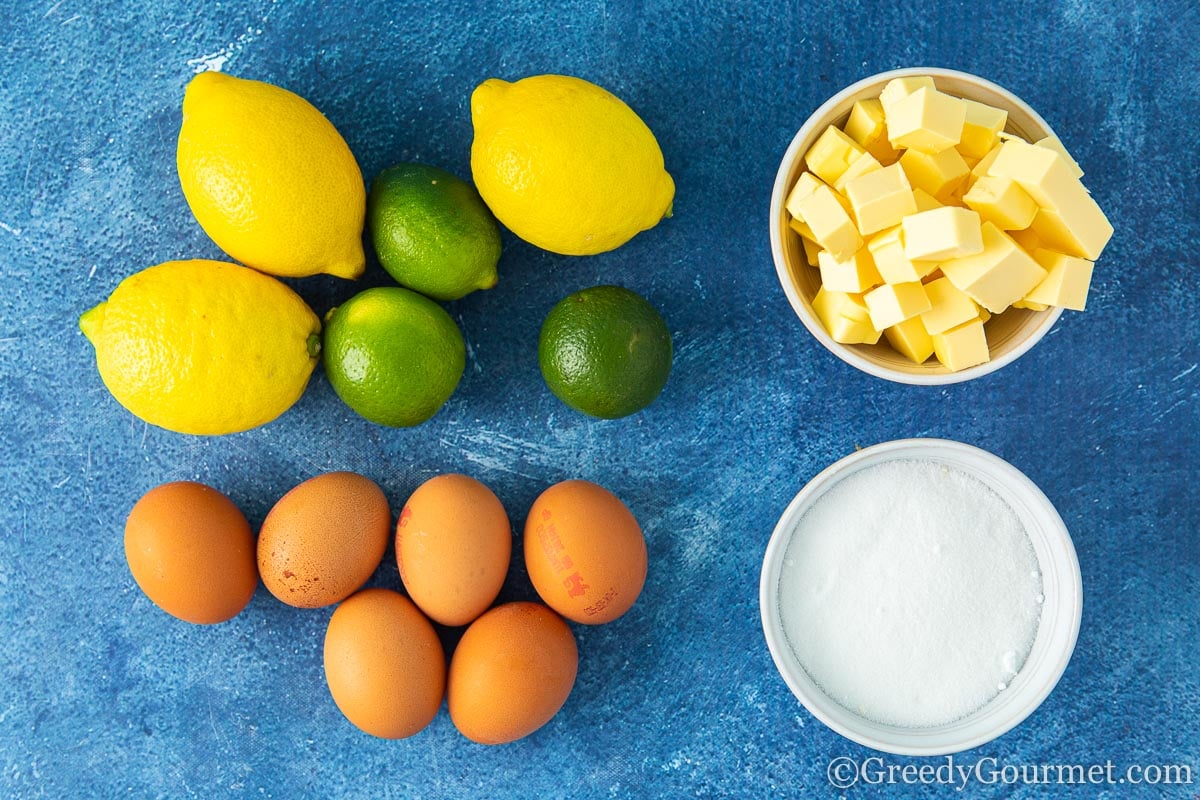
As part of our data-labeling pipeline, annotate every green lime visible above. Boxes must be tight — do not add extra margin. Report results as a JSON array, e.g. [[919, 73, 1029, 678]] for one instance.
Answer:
[[538, 285, 673, 419], [367, 163, 502, 301], [322, 287, 465, 427]]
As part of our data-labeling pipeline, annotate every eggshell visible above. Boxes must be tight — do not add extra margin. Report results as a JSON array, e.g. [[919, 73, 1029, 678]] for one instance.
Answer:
[[258, 471, 390, 608], [324, 588, 445, 739], [396, 473, 511, 626], [124, 481, 257, 624], [524, 480, 647, 624], [447, 602, 577, 744]]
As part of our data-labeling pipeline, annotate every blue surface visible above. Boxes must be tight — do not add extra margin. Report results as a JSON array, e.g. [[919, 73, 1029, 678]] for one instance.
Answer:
[[2, 1, 1198, 797]]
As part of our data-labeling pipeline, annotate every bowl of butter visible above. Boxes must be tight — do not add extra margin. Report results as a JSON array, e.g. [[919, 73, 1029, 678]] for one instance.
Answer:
[[769, 67, 1113, 384]]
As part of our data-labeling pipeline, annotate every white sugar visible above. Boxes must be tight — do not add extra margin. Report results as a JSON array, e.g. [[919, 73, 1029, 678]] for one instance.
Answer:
[[778, 459, 1042, 728]]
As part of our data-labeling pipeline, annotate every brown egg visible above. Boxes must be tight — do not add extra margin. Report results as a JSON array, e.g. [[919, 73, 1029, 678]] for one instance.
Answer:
[[257, 471, 390, 608], [447, 602, 577, 744], [524, 479, 647, 624], [124, 481, 257, 624], [396, 473, 511, 626], [324, 588, 446, 738]]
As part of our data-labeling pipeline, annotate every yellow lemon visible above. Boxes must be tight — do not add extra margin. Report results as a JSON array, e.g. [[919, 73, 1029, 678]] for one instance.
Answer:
[[470, 74, 674, 256], [79, 259, 322, 435], [177, 72, 366, 279]]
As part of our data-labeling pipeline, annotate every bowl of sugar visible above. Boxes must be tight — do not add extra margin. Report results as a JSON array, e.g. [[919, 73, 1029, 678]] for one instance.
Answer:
[[759, 438, 1082, 755], [770, 68, 1111, 384]]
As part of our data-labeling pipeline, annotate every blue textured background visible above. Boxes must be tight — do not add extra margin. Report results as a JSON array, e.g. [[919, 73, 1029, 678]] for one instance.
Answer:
[[2, 1, 1197, 797]]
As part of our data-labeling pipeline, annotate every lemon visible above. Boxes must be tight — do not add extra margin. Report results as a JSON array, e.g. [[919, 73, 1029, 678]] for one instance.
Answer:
[[322, 287, 465, 427], [367, 163, 502, 301], [538, 285, 672, 418], [177, 72, 366, 279], [470, 74, 674, 256], [79, 260, 322, 435]]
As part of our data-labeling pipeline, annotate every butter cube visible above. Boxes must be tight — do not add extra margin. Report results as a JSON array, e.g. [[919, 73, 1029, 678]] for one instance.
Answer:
[[867, 226, 938, 284], [844, 98, 900, 164], [911, 188, 943, 212], [1034, 135, 1084, 178], [864, 281, 932, 331], [802, 236, 822, 267], [1013, 298, 1049, 311], [884, 315, 935, 364], [958, 100, 1007, 160], [984, 140, 1089, 209], [1025, 249, 1094, 311], [932, 319, 991, 371], [976, 306, 992, 324], [785, 171, 826, 220], [1027, 194, 1113, 261], [844, 163, 918, 236], [789, 216, 815, 240], [833, 151, 883, 193], [902, 207, 984, 261], [879, 76, 936, 113], [920, 276, 980, 335], [794, 184, 863, 261], [805, 125, 868, 187], [788, 217, 822, 267], [939, 222, 1048, 313], [812, 287, 881, 344], [818, 247, 883, 293], [962, 175, 1038, 230], [886, 87, 966, 154], [899, 147, 971, 203]]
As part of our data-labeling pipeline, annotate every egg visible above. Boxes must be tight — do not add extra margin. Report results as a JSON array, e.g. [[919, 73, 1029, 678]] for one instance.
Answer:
[[257, 471, 390, 608], [124, 481, 257, 624], [447, 602, 577, 744], [323, 588, 445, 738], [524, 479, 647, 624], [396, 473, 511, 626]]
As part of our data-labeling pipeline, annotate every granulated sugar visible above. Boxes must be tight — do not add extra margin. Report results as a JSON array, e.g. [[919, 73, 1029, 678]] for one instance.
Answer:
[[778, 458, 1042, 728]]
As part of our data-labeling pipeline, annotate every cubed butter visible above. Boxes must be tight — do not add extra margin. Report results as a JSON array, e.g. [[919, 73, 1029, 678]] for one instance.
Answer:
[[957, 99, 1007, 161], [920, 276, 980, 335], [801, 235, 822, 267], [932, 318, 990, 371], [844, 163, 918, 236], [902, 206, 984, 261], [938, 222, 1048, 313], [879, 76, 937, 113], [884, 315, 935, 364], [843, 98, 900, 164], [867, 226, 939, 284], [1027, 195, 1113, 261], [899, 146, 971, 203], [987, 138, 1088, 210], [1025, 248, 1094, 310], [1034, 135, 1084, 178], [812, 287, 881, 344], [970, 142, 1004, 181], [833, 151, 883, 193], [785, 171, 826, 220], [794, 184, 863, 261], [818, 247, 883, 293], [962, 175, 1038, 230], [886, 87, 966, 154], [1007, 226, 1043, 253], [1013, 298, 1049, 311], [805, 125, 868, 187], [864, 281, 931, 331]]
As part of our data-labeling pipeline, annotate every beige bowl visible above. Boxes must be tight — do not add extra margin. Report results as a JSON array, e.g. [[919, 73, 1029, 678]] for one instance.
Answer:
[[769, 68, 1064, 385]]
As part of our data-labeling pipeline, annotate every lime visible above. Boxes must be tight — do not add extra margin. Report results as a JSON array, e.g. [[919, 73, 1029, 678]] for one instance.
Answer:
[[538, 285, 672, 419], [323, 287, 465, 427], [367, 163, 502, 301]]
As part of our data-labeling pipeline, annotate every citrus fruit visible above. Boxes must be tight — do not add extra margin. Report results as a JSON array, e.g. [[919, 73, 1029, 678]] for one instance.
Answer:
[[367, 163, 502, 301], [470, 74, 674, 256], [322, 287, 465, 427], [177, 71, 366, 279], [79, 259, 321, 435], [538, 285, 672, 418]]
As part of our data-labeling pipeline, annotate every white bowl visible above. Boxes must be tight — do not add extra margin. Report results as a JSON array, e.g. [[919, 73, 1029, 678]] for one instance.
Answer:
[[759, 438, 1082, 755], [769, 68, 1065, 385]]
